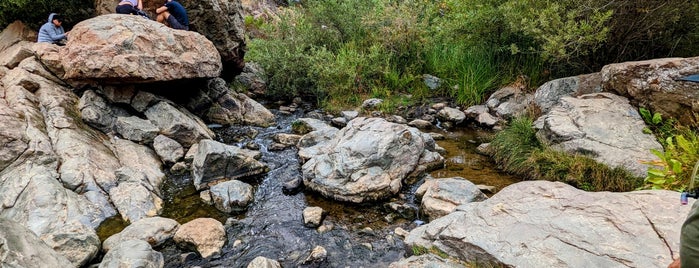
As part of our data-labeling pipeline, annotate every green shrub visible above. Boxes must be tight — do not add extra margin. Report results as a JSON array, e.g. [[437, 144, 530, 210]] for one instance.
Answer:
[[0, 0, 94, 30]]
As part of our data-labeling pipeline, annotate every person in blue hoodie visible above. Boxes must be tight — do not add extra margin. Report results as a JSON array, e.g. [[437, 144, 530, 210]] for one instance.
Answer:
[[156, 0, 189, 30], [37, 13, 67, 45]]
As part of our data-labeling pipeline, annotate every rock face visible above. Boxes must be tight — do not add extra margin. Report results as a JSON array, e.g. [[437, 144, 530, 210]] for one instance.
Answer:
[[37, 14, 221, 85], [535, 92, 662, 177], [601, 56, 699, 127], [184, 0, 247, 71], [534, 73, 603, 113], [145, 101, 214, 147], [0, 218, 73, 267], [300, 117, 443, 203], [187, 78, 275, 127], [405, 181, 690, 267]]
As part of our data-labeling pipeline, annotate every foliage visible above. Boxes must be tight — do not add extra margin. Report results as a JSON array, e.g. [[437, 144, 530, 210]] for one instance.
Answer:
[[639, 107, 675, 139], [490, 116, 641, 192], [0, 0, 94, 30], [643, 132, 699, 190]]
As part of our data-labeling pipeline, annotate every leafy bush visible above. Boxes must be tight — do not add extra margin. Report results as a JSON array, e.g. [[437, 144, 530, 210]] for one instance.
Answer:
[[0, 0, 95, 30]]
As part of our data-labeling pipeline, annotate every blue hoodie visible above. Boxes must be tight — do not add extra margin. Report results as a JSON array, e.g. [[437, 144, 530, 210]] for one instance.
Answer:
[[37, 13, 66, 44]]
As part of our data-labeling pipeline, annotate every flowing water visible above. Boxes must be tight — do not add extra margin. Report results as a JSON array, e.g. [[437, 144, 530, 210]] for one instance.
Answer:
[[98, 108, 520, 267]]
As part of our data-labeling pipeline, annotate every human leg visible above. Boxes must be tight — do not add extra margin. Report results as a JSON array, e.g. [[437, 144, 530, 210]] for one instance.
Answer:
[[157, 11, 170, 23]]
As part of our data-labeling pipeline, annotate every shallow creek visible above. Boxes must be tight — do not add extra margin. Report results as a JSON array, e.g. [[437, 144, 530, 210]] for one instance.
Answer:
[[97, 109, 519, 267]]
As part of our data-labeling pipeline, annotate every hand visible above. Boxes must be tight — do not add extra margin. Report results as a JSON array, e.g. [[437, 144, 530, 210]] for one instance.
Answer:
[[668, 258, 681, 268]]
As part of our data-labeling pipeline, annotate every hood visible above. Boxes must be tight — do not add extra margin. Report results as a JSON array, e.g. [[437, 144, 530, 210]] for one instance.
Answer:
[[47, 13, 57, 23]]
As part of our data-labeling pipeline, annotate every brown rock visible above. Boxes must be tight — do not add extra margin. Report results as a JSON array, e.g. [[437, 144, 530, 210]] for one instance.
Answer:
[[174, 218, 226, 258]]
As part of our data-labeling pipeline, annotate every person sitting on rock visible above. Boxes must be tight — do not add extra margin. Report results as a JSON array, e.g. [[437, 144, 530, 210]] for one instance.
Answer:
[[156, 0, 189, 30], [37, 13, 67, 45], [116, 0, 143, 15]]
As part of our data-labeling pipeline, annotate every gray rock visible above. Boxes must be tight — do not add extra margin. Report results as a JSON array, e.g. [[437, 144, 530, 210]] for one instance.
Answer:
[[131, 91, 159, 113], [494, 94, 534, 119], [174, 218, 226, 258], [437, 107, 466, 124], [0, 41, 34, 69], [423, 74, 442, 90], [476, 113, 499, 126], [210, 180, 254, 213], [407, 181, 690, 267], [99, 240, 164, 268], [362, 98, 383, 109], [102, 217, 180, 252], [301, 117, 443, 203], [341, 110, 359, 121], [145, 101, 214, 147], [235, 62, 267, 97], [153, 135, 185, 164], [0, 218, 74, 268], [303, 206, 325, 228], [303, 246, 328, 264], [463, 105, 488, 118], [273, 133, 302, 146], [408, 119, 433, 129], [534, 73, 602, 113], [416, 177, 487, 220], [41, 222, 101, 267], [79, 89, 117, 133], [115, 116, 159, 143], [109, 177, 163, 223], [292, 118, 337, 135], [247, 256, 282, 268], [331, 117, 348, 127], [101, 85, 136, 104], [192, 139, 269, 190], [386, 115, 408, 124], [535, 93, 663, 177]]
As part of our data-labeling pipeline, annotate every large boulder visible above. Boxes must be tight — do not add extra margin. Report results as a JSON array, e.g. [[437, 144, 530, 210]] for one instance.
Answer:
[[0, 218, 74, 268], [102, 217, 180, 252], [601, 56, 699, 127], [145, 101, 214, 147], [405, 181, 690, 267], [534, 72, 603, 113], [301, 117, 443, 203], [99, 240, 164, 268], [36, 14, 221, 85], [174, 218, 226, 258], [535, 92, 663, 177]]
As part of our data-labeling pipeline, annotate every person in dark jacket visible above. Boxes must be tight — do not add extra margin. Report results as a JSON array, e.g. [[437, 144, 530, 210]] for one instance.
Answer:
[[37, 13, 67, 45], [116, 0, 143, 15], [156, 0, 189, 30]]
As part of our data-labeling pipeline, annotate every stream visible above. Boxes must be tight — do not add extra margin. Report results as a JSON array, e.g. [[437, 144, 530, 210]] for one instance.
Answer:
[[98, 108, 519, 267]]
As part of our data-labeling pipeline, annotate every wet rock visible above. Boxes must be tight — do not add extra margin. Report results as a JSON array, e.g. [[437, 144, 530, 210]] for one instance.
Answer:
[[292, 118, 336, 135], [153, 135, 185, 164], [145, 101, 214, 147], [273, 133, 302, 146], [301, 117, 443, 203], [192, 139, 269, 190], [303, 246, 328, 265], [535, 93, 662, 177], [437, 107, 466, 124], [174, 218, 226, 258], [115, 116, 159, 144], [393, 227, 409, 239], [40, 14, 221, 85], [389, 254, 463, 268], [416, 177, 487, 220], [475, 143, 491, 155], [405, 181, 690, 267], [247, 256, 282, 268], [200, 190, 213, 205], [102, 217, 180, 252], [245, 142, 260, 150], [210, 180, 254, 213], [170, 162, 188, 175], [407, 119, 433, 129], [0, 218, 73, 267], [282, 176, 303, 195], [303, 206, 326, 228], [384, 202, 416, 220], [99, 240, 164, 268]]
